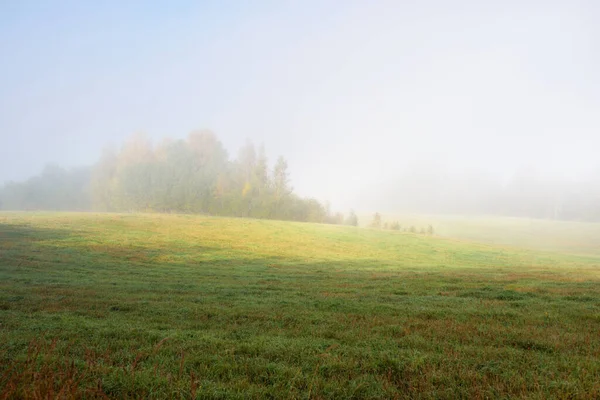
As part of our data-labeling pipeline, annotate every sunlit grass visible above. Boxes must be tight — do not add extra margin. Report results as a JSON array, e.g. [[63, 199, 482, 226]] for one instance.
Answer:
[[1, 212, 599, 398], [360, 212, 600, 258]]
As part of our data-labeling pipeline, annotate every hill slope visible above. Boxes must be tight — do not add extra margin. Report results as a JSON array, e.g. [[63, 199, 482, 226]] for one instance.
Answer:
[[360, 213, 600, 258], [1, 212, 599, 398]]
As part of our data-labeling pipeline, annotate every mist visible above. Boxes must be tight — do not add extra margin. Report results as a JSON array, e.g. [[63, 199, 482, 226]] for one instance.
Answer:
[[1, 0, 599, 217]]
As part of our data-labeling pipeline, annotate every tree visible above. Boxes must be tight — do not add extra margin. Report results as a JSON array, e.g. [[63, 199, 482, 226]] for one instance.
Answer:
[[1, 130, 350, 224], [91, 146, 118, 211], [273, 156, 291, 199], [186, 130, 228, 213], [370, 213, 382, 229], [187, 130, 227, 170], [112, 133, 155, 211], [119, 133, 154, 166], [248, 144, 271, 218], [345, 210, 358, 226], [272, 156, 292, 219], [255, 144, 269, 189], [1, 165, 91, 211], [237, 140, 257, 183], [305, 198, 327, 223]]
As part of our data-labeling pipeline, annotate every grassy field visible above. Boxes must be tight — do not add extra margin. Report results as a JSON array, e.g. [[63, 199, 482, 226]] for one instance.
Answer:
[[1, 212, 599, 399], [361, 213, 600, 258]]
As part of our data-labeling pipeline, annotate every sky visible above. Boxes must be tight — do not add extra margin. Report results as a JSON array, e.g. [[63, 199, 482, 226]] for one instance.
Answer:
[[1, 0, 599, 210]]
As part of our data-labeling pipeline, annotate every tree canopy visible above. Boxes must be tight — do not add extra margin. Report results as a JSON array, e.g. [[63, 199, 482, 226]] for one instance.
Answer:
[[0, 131, 348, 224]]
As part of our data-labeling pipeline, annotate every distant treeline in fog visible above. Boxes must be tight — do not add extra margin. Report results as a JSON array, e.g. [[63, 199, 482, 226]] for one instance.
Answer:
[[2, 131, 600, 223], [371, 166, 600, 222], [0, 131, 356, 225]]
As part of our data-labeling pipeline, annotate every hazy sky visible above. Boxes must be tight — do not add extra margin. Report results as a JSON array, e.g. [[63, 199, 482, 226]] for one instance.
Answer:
[[1, 0, 599, 210]]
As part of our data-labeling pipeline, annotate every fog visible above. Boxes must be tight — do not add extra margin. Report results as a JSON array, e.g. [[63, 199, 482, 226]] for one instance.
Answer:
[[1, 1, 599, 215]]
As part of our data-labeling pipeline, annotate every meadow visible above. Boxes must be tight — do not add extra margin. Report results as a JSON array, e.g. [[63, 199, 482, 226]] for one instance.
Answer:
[[1, 212, 599, 399], [361, 213, 600, 258]]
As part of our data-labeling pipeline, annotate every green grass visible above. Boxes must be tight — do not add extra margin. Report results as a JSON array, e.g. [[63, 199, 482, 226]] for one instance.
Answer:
[[361, 213, 600, 258], [1, 212, 599, 399]]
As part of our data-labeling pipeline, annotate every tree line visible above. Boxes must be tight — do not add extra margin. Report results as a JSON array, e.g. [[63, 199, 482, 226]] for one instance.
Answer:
[[0, 131, 359, 225], [372, 166, 600, 222], [368, 213, 434, 234], [4, 132, 599, 223]]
